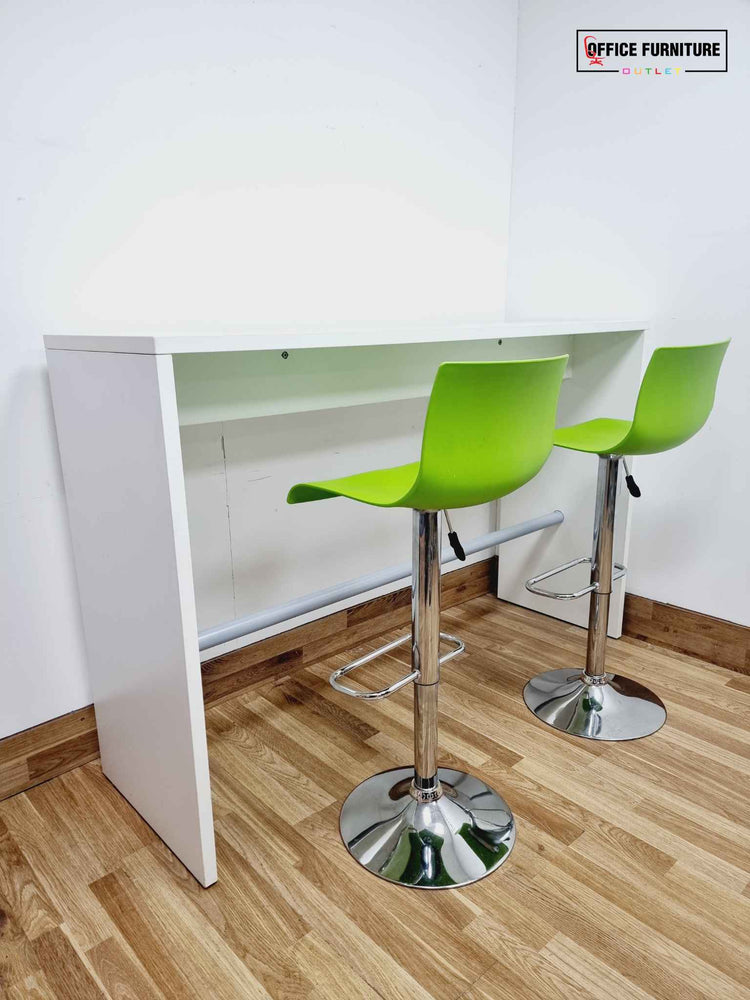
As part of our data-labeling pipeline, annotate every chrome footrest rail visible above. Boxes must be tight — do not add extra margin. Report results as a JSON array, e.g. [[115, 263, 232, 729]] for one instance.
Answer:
[[330, 632, 465, 700], [525, 556, 626, 600]]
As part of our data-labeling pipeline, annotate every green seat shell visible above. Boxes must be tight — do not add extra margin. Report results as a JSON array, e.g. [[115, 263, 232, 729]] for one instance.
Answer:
[[554, 341, 729, 456], [287, 356, 569, 510]]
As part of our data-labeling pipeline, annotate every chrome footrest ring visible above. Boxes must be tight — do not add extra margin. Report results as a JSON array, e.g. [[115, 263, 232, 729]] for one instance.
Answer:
[[525, 556, 626, 600], [438, 632, 465, 666], [330, 631, 465, 700]]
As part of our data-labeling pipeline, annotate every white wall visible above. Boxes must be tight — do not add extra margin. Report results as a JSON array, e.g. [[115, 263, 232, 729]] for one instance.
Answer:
[[507, 0, 750, 625], [0, 0, 519, 738]]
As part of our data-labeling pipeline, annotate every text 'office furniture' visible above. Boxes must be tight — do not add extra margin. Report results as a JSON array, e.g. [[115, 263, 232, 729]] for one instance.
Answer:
[[288, 357, 567, 887], [524, 340, 730, 741], [44, 321, 645, 886]]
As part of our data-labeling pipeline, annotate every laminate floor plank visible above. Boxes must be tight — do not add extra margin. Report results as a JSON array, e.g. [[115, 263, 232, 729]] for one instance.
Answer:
[[0, 594, 748, 999]]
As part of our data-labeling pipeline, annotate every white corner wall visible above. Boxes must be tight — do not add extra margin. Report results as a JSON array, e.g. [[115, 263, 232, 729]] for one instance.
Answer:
[[0, 0, 519, 738], [507, 1, 750, 626]]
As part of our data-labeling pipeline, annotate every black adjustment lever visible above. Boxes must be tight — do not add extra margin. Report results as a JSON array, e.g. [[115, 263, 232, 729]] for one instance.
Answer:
[[444, 511, 466, 561], [622, 458, 641, 498]]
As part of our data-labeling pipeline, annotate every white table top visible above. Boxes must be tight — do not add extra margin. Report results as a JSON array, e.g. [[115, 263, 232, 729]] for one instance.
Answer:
[[44, 319, 645, 355]]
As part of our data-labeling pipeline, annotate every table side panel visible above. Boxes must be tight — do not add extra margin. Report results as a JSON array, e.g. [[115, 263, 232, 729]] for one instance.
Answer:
[[46, 349, 216, 886]]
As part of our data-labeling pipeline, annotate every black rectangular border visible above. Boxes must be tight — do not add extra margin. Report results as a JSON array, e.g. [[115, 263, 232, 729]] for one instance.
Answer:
[[576, 29, 728, 73]]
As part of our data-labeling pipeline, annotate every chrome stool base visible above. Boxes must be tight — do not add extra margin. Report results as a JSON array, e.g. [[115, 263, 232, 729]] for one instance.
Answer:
[[339, 766, 515, 888], [523, 668, 666, 741]]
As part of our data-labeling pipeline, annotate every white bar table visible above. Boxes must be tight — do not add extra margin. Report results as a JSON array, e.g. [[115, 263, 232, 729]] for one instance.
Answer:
[[44, 320, 645, 886]]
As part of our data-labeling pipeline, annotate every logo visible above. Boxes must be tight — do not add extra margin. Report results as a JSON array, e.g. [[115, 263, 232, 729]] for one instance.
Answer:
[[577, 30, 728, 76]]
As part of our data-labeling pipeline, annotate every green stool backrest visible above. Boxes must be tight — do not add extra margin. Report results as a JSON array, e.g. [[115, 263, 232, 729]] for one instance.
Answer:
[[618, 341, 730, 456], [404, 356, 568, 510]]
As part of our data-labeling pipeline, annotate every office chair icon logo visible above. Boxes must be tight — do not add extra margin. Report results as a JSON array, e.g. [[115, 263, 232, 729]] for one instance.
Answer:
[[583, 35, 604, 67]]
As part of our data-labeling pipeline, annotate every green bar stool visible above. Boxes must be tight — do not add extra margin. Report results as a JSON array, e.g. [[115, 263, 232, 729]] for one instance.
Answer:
[[288, 356, 568, 888], [524, 340, 730, 741]]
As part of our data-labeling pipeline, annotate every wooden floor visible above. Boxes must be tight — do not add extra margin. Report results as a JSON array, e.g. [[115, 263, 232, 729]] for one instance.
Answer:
[[2, 595, 750, 999]]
